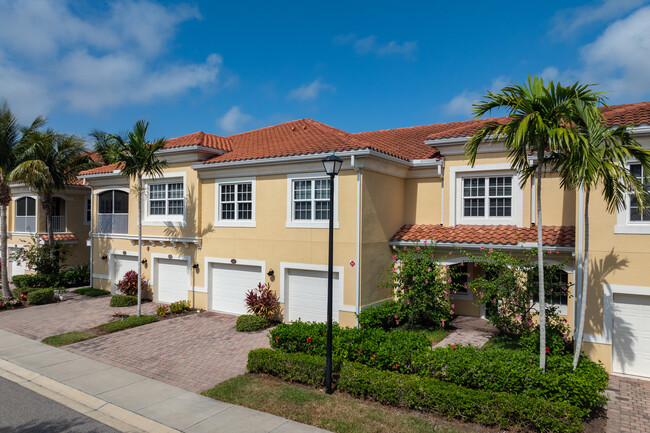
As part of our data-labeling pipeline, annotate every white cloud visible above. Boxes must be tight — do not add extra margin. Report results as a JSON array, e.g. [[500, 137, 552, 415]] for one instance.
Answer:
[[288, 78, 335, 101], [542, 6, 650, 100], [0, 0, 218, 121], [443, 76, 510, 118], [550, 0, 648, 37], [217, 106, 252, 133], [335, 34, 417, 60]]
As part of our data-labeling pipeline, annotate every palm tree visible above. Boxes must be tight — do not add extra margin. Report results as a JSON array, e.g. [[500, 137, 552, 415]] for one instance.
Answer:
[[553, 101, 650, 369], [11, 130, 92, 249], [0, 101, 45, 298], [93, 120, 167, 316], [465, 76, 603, 370]]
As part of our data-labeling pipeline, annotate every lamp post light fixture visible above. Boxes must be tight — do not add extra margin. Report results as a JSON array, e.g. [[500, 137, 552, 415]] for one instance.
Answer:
[[322, 153, 342, 394]]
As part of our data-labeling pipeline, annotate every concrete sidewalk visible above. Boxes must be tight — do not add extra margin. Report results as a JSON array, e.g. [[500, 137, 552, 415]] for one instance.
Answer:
[[0, 329, 326, 433]]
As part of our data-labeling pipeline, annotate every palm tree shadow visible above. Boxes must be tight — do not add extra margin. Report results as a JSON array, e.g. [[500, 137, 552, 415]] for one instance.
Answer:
[[586, 248, 634, 370]]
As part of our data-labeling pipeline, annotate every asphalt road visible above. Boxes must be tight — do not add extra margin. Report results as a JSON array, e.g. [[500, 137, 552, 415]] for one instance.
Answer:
[[0, 376, 120, 433]]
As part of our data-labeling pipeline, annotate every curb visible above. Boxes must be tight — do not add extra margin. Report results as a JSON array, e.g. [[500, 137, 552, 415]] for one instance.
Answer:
[[0, 358, 179, 433]]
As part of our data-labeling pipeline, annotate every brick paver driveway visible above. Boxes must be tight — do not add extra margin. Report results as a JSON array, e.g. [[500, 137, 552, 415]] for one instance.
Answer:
[[0, 292, 158, 340], [66, 312, 270, 393], [607, 374, 650, 433]]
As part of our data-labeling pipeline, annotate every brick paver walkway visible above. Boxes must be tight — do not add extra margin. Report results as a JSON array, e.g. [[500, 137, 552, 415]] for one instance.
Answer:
[[606, 374, 650, 433], [66, 312, 270, 393], [435, 315, 498, 348], [0, 292, 158, 340]]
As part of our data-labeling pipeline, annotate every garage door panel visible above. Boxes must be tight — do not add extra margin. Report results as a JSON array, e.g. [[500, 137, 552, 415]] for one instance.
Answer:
[[157, 259, 189, 304], [210, 263, 262, 315], [287, 269, 340, 323], [613, 294, 650, 378], [113, 256, 138, 294]]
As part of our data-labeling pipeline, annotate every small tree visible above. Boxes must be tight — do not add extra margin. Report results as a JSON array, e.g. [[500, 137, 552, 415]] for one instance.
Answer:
[[245, 282, 278, 319], [386, 243, 453, 329], [116, 270, 149, 297], [9, 236, 68, 274]]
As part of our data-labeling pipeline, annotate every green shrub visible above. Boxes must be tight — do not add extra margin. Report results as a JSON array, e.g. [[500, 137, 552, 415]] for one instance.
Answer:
[[356, 301, 402, 330], [98, 315, 157, 333], [72, 288, 110, 297], [12, 286, 43, 298], [411, 345, 608, 415], [12, 273, 61, 289], [109, 294, 137, 307], [338, 362, 584, 433], [169, 300, 191, 314], [236, 315, 269, 332], [60, 265, 90, 288], [269, 321, 431, 372], [27, 288, 55, 305], [247, 348, 341, 387], [157, 305, 169, 317]]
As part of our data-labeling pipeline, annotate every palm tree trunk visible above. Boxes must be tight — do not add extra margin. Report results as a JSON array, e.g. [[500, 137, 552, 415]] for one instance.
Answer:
[[44, 196, 54, 246], [137, 174, 142, 317], [573, 191, 590, 370], [1, 204, 10, 298], [537, 148, 546, 371]]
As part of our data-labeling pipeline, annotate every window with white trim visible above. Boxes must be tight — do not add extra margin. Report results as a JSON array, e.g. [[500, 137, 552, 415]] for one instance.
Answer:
[[219, 182, 253, 221], [293, 178, 331, 221], [15, 197, 36, 233], [629, 163, 650, 222], [462, 176, 512, 218], [149, 182, 184, 216], [84, 197, 91, 225]]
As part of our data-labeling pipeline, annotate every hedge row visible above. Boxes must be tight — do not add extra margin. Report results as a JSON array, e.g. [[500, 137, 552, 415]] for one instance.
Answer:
[[236, 315, 270, 332], [26, 288, 55, 305], [247, 349, 584, 433], [269, 322, 608, 415], [109, 294, 137, 307], [247, 348, 341, 387], [13, 268, 89, 289]]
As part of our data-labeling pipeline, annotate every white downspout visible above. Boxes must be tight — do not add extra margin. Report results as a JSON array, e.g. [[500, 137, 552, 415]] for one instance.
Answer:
[[574, 186, 584, 338], [87, 180, 94, 288], [351, 155, 362, 327], [531, 176, 536, 225], [439, 165, 445, 225]]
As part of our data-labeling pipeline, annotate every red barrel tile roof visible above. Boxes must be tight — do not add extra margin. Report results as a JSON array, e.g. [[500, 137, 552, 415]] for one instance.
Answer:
[[164, 131, 232, 151], [40, 233, 77, 242], [79, 163, 124, 176], [391, 224, 575, 247]]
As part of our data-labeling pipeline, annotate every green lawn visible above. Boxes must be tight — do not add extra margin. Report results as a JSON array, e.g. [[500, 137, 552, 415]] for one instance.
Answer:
[[42, 331, 97, 347], [42, 315, 158, 347], [72, 287, 111, 297], [203, 374, 472, 433]]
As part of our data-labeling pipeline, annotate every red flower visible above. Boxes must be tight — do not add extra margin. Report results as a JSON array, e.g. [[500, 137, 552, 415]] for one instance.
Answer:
[[452, 344, 456, 349], [394, 364, 398, 370], [358, 349, 362, 354], [307, 337, 312, 343], [545, 347, 550, 354], [274, 336, 278, 342], [372, 354, 376, 359]]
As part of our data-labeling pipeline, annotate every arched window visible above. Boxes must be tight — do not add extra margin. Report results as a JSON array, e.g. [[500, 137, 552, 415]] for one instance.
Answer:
[[97, 191, 128, 234], [15, 197, 36, 233]]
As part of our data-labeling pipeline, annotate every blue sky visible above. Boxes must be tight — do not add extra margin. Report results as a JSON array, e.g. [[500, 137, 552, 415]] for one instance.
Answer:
[[1, 0, 650, 142]]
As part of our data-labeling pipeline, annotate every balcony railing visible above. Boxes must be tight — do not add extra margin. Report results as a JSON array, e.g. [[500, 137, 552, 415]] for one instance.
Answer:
[[15, 216, 36, 233], [52, 216, 66, 233], [97, 214, 128, 234]]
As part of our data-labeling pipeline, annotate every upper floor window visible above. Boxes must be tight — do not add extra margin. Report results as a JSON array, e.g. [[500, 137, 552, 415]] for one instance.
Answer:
[[463, 176, 512, 218], [629, 164, 650, 222], [52, 197, 66, 233], [97, 190, 128, 234], [615, 162, 650, 234], [84, 197, 91, 225], [286, 173, 338, 228], [149, 182, 184, 216], [215, 179, 255, 227], [15, 197, 36, 233]]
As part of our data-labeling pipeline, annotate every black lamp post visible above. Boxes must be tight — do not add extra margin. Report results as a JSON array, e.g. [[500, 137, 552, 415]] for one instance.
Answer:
[[322, 153, 342, 394]]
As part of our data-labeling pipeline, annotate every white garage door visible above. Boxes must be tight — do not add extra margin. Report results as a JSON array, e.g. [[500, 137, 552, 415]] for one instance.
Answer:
[[286, 269, 340, 323], [112, 255, 138, 294], [156, 259, 189, 304], [210, 263, 262, 315], [613, 294, 650, 377], [8, 247, 28, 278]]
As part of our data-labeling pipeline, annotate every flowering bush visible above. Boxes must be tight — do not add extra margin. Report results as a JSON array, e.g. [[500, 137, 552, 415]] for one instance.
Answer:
[[169, 300, 191, 314], [0, 297, 21, 310], [385, 243, 453, 329], [245, 282, 278, 320], [9, 237, 68, 274], [116, 270, 149, 297], [464, 248, 571, 338], [156, 305, 169, 317]]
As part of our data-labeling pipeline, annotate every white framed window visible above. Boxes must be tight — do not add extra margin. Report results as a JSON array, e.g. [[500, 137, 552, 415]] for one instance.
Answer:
[[615, 162, 650, 234], [214, 177, 256, 227], [286, 173, 339, 228], [451, 165, 523, 226], [142, 173, 186, 226], [15, 196, 36, 233]]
